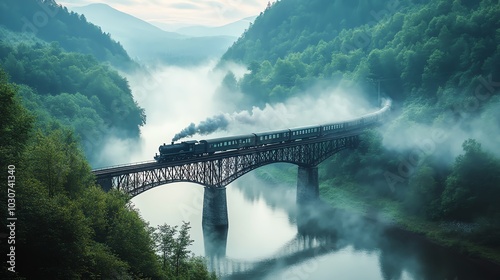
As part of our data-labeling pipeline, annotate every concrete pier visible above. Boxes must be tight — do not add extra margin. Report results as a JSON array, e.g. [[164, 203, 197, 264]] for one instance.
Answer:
[[296, 166, 319, 204], [202, 187, 229, 228]]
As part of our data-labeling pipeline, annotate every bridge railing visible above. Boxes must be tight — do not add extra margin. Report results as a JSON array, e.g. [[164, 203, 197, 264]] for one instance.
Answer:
[[92, 160, 156, 172]]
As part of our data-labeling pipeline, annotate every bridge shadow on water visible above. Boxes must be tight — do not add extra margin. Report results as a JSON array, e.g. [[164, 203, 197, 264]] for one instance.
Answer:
[[202, 174, 500, 280]]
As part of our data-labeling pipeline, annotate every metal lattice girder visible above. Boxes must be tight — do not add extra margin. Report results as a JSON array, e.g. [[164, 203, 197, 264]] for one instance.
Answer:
[[93, 134, 360, 197]]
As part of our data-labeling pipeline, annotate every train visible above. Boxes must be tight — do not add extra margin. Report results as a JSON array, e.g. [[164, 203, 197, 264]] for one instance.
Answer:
[[154, 100, 391, 162]]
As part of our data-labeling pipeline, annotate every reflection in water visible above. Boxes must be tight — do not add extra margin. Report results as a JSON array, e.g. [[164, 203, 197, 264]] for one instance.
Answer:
[[203, 225, 228, 274], [199, 170, 500, 280], [132, 170, 500, 280]]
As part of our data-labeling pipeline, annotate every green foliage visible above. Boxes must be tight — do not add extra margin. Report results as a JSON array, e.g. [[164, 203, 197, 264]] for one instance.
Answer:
[[0, 41, 145, 165], [223, 0, 499, 105], [152, 221, 214, 279], [11, 120, 163, 278], [0, 0, 133, 69], [223, 0, 405, 64], [404, 163, 440, 218], [106, 200, 164, 279], [0, 75, 197, 279], [0, 70, 34, 278], [223, 0, 500, 256], [0, 68, 33, 166], [155, 223, 178, 274], [23, 129, 93, 197], [440, 139, 500, 221]]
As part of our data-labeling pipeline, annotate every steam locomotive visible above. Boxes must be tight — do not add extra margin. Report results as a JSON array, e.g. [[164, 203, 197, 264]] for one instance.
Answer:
[[154, 101, 391, 162]]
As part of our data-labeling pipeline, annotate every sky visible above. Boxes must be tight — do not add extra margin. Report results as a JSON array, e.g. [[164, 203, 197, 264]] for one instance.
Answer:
[[59, 0, 270, 27]]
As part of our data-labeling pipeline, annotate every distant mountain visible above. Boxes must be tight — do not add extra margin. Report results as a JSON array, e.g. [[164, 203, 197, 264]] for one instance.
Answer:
[[0, 0, 132, 69], [72, 3, 237, 64], [175, 16, 257, 37], [0, 0, 146, 165], [72, 3, 184, 40]]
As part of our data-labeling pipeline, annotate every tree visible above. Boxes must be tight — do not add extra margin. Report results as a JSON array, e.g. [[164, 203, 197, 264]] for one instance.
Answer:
[[155, 224, 178, 275], [106, 199, 164, 279], [153, 221, 215, 279], [174, 221, 194, 276], [440, 139, 500, 220], [0, 68, 33, 166], [23, 129, 92, 197], [222, 71, 238, 92], [404, 163, 440, 218]]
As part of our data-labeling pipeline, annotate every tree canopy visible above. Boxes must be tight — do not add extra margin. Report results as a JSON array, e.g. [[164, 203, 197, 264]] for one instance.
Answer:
[[218, 0, 500, 251], [0, 69, 216, 279], [0, 0, 133, 69], [0, 40, 145, 165]]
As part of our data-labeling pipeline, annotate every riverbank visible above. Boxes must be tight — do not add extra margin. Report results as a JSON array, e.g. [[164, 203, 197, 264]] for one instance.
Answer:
[[254, 165, 500, 267], [319, 177, 500, 267]]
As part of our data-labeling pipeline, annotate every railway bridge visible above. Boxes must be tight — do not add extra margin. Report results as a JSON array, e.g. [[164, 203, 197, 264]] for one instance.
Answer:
[[92, 108, 387, 228]]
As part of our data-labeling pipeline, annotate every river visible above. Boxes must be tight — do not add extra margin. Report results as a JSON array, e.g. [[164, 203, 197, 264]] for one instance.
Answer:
[[131, 168, 500, 280], [124, 65, 500, 279]]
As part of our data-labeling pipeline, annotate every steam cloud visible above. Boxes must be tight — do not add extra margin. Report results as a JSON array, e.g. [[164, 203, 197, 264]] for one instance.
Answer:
[[171, 92, 374, 142]]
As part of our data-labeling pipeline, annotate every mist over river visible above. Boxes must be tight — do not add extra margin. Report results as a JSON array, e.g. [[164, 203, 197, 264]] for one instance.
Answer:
[[117, 64, 500, 279], [131, 172, 500, 279], [112, 64, 500, 280]]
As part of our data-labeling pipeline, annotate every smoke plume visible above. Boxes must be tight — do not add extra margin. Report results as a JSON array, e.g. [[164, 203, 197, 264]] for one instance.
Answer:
[[171, 90, 374, 142], [172, 114, 229, 142]]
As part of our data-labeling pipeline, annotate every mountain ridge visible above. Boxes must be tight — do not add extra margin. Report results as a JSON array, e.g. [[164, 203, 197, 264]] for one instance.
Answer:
[[72, 3, 237, 64], [174, 16, 257, 37]]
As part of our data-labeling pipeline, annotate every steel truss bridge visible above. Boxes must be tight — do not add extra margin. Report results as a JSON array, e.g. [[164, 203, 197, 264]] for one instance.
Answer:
[[92, 106, 387, 227], [92, 131, 359, 196]]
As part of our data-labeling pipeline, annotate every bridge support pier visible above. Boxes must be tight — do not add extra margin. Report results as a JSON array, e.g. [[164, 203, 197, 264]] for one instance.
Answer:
[[202, 187, 229, 228], [297, 166, 319, 204]]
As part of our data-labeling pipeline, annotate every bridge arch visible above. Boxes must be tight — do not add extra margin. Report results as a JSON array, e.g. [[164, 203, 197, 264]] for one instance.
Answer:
[[93, 102, 390, 229], [96, 134, 359, 198], [96, 135, 359, 228]]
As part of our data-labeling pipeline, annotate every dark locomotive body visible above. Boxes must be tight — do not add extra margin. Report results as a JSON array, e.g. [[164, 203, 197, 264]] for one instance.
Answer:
[[155, 101, 391, 162]]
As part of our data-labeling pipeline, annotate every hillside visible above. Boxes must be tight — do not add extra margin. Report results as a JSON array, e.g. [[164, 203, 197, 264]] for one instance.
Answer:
[[221, 0, 499, 103], [218, 0, 500, 262], [0, 69, 217, 279], [0, 0, 146, 166], [72, 3, 236, 64], [0, 0, 133, 69], [222, 0, 419, 64]]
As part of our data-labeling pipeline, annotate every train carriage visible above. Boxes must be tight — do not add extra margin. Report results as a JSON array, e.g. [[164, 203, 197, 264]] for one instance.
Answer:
[[154, 100, 391, 162], [254, 129, 291, 145], [344, 118, 363, 130], [202, 134, 256, 154], [321, 123, 345, 135], [289, 125, 321, 141]]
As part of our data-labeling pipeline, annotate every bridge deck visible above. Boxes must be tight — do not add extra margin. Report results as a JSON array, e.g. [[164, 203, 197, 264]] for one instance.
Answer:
[[92, 129, 365, 178]]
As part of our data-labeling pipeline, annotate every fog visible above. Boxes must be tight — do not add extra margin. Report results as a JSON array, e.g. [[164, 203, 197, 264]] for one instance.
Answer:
[[95, 61, 379, 166], [172, 91, 375, 142], [381, 95, 500, 166], [92, 60, 384, 270], [91, 61, 500, 279]]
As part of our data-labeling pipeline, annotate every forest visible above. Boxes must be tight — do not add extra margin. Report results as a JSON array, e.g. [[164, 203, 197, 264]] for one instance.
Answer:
[[0, 67, 217, 279], [220, 0, 500, 260], [0, 0, 133, 69], [0, 38, 145, 165], [0, 0, 217, 278], [0, 0, 146, 166], [1, 0, 499, 276]]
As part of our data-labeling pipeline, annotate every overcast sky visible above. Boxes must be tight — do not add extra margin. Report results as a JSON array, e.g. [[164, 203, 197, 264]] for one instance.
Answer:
[[59, 0, 269, 27]]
